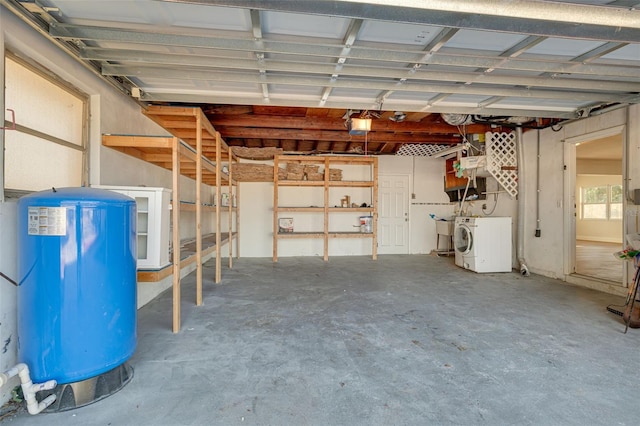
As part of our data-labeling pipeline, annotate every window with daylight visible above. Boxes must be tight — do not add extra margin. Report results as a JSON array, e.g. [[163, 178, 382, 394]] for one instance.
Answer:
[[581, 184, 622, 220], [3, 53, 88, 194]]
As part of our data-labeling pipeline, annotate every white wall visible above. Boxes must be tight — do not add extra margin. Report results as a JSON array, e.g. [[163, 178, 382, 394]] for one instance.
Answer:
[[518, 126, 567, 278], [4, 8, 223, 300], [411, 156, 457, 254], [627, 105, 640, 233], [577, 159, 621, 175], [0, 201, 18, 402], [0, 10, 209, 402], [238, 181, 274, 257], [522, 106, 639, 282], [240, 156, 466, 257]]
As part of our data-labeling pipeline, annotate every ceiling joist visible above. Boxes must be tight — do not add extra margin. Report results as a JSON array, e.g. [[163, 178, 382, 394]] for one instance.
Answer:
[[157, 0, 640, 43], [8, 0, 640, 155]]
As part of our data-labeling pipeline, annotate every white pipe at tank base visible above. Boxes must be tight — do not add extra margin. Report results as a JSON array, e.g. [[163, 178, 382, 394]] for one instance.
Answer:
[[516, 127, 531, 277], [0, 363, 57, 415]]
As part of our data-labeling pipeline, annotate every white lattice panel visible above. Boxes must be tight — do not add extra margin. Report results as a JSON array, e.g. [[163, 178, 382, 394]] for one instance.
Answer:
[[486, 132, 518, 197], [396, 144, 454, 156]]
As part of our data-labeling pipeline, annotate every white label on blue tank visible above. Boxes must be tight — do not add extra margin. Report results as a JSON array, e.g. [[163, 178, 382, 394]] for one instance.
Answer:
[[27, 207, 67, 236]]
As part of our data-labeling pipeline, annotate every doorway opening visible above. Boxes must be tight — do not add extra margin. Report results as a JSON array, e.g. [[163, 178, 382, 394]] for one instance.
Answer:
[[571, 132, 624, 284]]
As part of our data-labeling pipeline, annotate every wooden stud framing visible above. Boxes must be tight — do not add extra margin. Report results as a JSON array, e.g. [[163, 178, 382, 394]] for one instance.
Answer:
[[372, 157, 378, 260], [103, 106, 239, 332], [172, 137, 181, 333], [273, 155, 280, 262], [228, 154, 234, 268], [215, 131, 222, 284], [323, 157, 329, 261], [235, 165, 241, 259], [196, 113, 203, 306]]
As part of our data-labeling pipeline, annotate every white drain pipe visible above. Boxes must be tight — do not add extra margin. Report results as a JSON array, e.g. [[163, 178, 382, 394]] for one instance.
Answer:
[[0, 363, 57, 415], [516, 127, 530, 276]]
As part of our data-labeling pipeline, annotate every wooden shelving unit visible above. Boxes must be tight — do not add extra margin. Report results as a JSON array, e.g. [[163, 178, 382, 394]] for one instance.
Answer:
[[102, 106, 239, 333], [273, 155, 378, 262]]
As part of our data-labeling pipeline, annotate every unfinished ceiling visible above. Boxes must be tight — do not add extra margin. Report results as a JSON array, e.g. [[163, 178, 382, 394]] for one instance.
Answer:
[[5, 0, 640, 154]]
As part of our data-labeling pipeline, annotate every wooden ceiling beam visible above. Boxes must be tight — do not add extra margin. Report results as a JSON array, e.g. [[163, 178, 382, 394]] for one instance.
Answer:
[[202, 105, 254, 115], [207, 114, 488, 133], [246, 138, 263, 148], [379, 143, 395, 154], [252, 105, 308, 116], [367, 143, 385, 153], [281, 140, 297, 151], [262, 139, 280, 148], [331, 142, 349, 153], [212, 127, 460, 144], [316, 141, 332, 152], [298, 140, 316, 152]]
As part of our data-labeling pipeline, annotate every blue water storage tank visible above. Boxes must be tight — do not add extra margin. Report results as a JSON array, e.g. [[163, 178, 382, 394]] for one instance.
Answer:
[[17, 187, 137, 384]]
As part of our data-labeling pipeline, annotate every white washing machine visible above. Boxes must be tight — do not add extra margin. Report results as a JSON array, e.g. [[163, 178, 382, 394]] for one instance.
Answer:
[[454, 216, 512, 273]]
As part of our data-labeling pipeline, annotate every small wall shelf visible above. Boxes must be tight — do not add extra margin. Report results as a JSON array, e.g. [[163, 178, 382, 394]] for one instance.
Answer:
[[273, 155, 378, 262]]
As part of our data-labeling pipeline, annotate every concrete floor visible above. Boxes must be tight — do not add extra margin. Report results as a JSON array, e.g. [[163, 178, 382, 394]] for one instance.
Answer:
[[4, 254, 639, 425]]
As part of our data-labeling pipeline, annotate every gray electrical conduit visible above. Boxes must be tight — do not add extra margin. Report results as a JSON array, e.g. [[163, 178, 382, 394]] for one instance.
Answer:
[[623, 106, 632, 287], [535, 129, 541, 237], [516, 127, 530, 276]]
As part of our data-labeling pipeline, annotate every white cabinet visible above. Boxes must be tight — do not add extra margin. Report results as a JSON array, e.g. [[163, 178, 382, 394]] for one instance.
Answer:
[[93, 186, 172, 269]]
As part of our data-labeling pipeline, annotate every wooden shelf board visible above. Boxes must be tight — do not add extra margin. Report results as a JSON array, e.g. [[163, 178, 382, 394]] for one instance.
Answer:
[[328, 207, 373, 212], [275, 155, 327, 163], [277, 180, 373, 187], [102, 135, 174, 148], [278, 207, 324, 212], [178, 202, 216, 212], [329, 181, 374, 187], [143, 105, 233, 153], [102, 135, 236, 187], [328, 232, 374, 238], [137, 232, 231, 282], [277, 232, 325, 238], [277, 155, 376, 165], [277, 207, 372, 212], [278, 180, 325, 187]]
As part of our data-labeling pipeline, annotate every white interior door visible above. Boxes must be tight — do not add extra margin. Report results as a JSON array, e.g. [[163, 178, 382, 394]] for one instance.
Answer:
[[378, 174, 409, 254]]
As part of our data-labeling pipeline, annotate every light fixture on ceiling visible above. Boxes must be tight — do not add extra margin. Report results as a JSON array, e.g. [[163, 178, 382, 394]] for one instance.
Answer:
[[389, 111, 406, 122], [349, 117, 372, 135]]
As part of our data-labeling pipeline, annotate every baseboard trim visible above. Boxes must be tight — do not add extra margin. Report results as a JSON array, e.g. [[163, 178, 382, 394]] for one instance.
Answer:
[[565, 274, 628, 296]]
